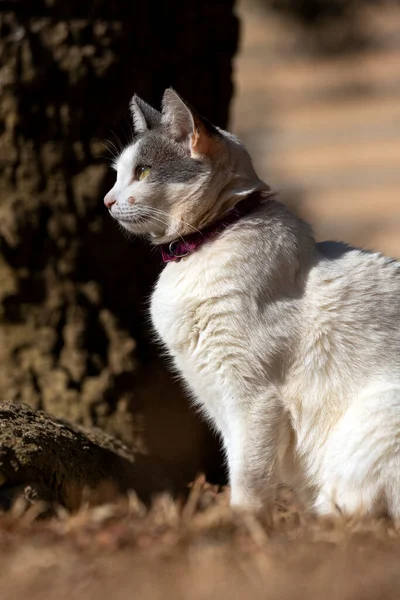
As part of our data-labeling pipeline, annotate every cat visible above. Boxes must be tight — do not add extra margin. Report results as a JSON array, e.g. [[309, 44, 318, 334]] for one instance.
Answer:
[[104, 88, 400, 518]]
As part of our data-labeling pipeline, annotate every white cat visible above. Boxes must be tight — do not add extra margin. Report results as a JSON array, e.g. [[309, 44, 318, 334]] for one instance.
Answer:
[[105, 89, 400, 518]]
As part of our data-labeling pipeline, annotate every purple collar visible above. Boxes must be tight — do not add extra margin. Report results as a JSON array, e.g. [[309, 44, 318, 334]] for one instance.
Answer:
[[160, 192, 270, 263]]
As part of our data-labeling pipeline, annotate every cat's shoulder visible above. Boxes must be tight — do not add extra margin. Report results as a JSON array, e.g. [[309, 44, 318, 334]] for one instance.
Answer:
[[315, 240, 400, 282], [317, 240, 399, 265]]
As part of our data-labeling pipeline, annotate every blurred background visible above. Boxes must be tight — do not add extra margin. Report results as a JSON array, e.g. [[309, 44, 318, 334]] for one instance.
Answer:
[[233, 0, 400, 256], [0, 0, 399, 491]]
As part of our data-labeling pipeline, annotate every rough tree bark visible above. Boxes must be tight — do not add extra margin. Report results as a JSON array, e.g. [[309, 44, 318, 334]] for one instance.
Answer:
[[0, 0, 238, 487]]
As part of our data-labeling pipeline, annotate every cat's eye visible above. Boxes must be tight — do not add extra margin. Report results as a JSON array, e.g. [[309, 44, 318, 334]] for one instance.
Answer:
[[136, 165, 151, 181]]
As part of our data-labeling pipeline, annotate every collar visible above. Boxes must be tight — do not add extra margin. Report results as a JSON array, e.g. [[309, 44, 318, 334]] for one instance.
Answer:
[[160, 191, 270, 263]]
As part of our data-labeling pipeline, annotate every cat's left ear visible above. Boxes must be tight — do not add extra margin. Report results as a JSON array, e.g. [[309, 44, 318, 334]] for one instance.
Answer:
[[161, 88, 214, 156], [130, 95, 161, 133]]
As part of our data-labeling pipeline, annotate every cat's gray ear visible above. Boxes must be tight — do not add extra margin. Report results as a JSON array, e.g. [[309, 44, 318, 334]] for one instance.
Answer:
[[130, 95, 161, 133], [161, 88, 214, 156], [161, 89, 195, 140]]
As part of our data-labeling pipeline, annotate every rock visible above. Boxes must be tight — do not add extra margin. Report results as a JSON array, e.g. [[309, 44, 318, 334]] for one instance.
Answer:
[[0, 402, 172, 512]]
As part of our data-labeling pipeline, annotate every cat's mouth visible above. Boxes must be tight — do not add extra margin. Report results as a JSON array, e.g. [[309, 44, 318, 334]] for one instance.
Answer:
[[111, 213, 148, 225]]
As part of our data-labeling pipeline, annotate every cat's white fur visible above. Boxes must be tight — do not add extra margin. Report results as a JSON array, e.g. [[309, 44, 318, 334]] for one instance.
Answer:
[[108, 90, 400, 518], [150, 205, 400, 517]]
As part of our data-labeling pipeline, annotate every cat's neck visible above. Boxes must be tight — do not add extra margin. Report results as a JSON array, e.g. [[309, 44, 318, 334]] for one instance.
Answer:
[[160, 191, 274, 263]]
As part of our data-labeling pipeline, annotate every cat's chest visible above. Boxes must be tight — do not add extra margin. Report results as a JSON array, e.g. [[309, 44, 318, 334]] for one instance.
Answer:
[[150, 253, 234, 359], [150, 260, 209, 354]]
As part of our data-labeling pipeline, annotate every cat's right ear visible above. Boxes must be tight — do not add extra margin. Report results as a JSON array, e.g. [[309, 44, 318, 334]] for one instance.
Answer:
[[161, 88, 215, 156], [129, 95, 161, 133]]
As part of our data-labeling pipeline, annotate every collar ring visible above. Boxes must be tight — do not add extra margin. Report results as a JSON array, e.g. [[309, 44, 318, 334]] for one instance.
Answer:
[[168, 241, 189, 259]]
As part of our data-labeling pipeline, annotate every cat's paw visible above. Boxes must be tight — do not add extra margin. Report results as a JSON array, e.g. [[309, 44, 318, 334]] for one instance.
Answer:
[[230, 487, 272, 512]]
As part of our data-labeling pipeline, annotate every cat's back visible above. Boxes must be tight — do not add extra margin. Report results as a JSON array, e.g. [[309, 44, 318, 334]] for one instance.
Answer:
[[302, 240, 400, 377], [314, 241, 400, 303]]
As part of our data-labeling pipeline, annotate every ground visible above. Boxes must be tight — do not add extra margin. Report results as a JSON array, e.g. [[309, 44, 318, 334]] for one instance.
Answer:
[[2, 481, 400, 599], [2, 405, 398, 599]]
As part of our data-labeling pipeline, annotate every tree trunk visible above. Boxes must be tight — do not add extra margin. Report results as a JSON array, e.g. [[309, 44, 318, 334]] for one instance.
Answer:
[[0, 0, 238, 485]]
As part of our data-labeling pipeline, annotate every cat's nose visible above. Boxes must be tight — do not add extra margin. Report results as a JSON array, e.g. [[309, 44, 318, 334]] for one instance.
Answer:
[[104, 192, 116, 209]]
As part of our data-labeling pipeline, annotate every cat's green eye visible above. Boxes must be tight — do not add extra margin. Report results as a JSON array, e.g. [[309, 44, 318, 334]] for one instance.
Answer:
[[136, 165, 151, 181]]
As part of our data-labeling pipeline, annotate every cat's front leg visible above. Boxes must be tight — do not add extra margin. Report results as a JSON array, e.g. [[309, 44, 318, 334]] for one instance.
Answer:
[[224, 394, 284, 513]]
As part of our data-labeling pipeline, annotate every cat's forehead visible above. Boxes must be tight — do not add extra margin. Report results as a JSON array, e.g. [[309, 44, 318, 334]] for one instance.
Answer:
[[115, 131, 204, 183], [116, 133, 178, 169], [115, 143, 139, 173]]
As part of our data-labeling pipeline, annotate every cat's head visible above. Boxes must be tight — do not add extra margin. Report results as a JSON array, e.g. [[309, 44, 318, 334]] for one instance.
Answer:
[[104, 89, 268, 244]]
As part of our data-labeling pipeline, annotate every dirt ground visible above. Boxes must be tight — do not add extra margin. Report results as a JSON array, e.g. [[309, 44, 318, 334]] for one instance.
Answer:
[[2, 481, 400, 600]]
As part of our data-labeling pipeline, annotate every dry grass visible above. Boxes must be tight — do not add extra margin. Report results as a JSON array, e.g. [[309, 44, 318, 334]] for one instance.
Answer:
[[1, 479, 400, 599]]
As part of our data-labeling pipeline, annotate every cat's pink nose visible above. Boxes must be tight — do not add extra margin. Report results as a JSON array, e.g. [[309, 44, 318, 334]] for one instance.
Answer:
[[104, 192, 116, 209]]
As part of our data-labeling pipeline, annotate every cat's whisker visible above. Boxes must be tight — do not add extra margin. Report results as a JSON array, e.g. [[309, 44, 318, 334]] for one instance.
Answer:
[[108, 129, 124, 155], [136, 207, 187, 245], [98, 153, 117, 165], [149, 207, 201, 233], [100, 139, 120, 162], [133, 208, 169, 227], [144, 206, 203, 236], [142, 213, 183, 240], [125, 114, 137, 147], [139, 207, 179, 235]]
